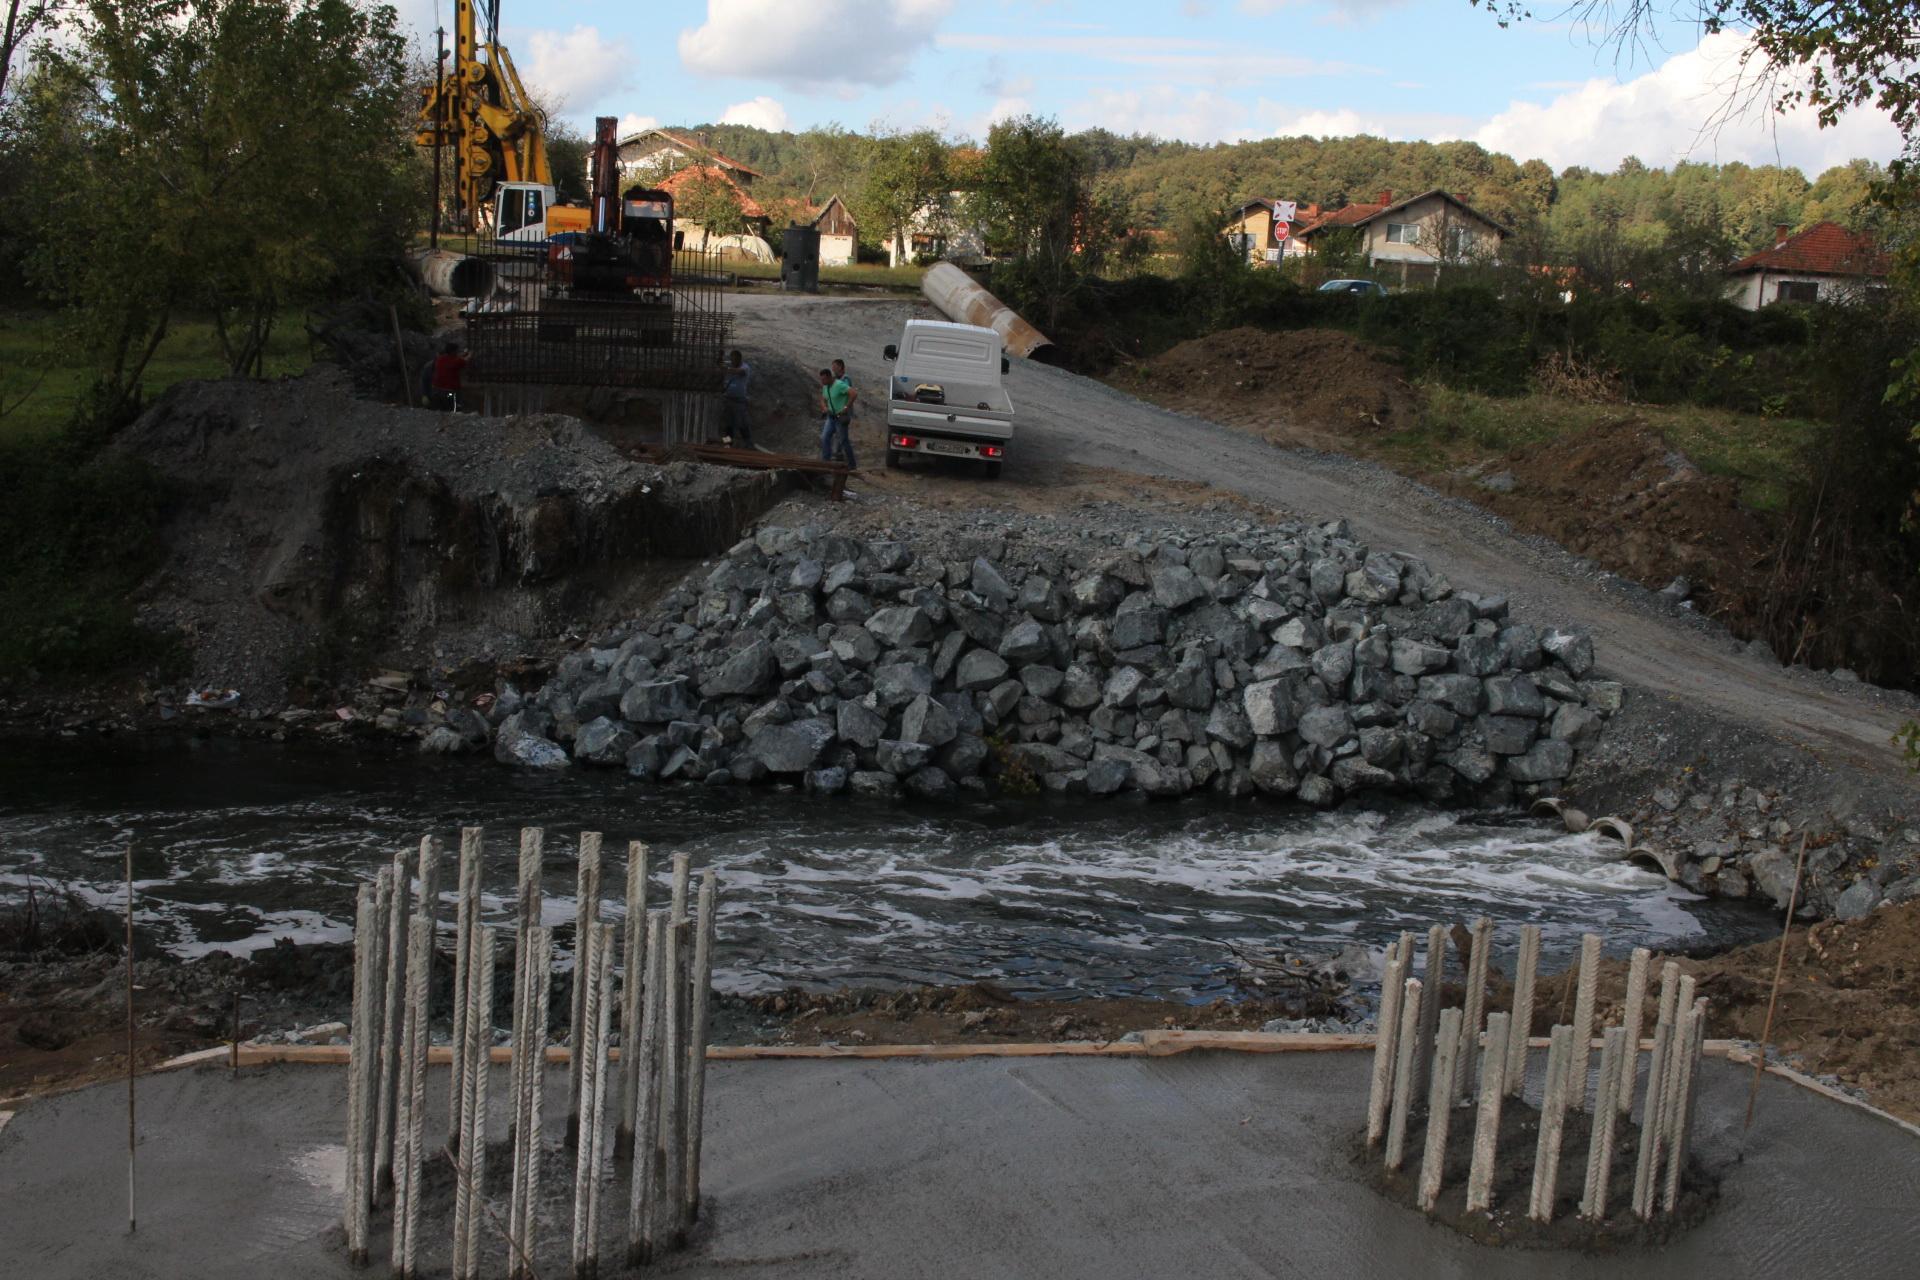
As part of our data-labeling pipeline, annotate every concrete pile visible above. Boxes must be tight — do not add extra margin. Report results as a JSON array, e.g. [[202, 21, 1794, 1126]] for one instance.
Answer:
[[472, 520, 1623, 806]]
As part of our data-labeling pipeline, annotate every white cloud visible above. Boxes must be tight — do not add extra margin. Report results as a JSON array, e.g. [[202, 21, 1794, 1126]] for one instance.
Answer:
[[1474, 30, 1902, 172], [939, 32, 1371, 82], [718, 96, 791, 131], [680, 0, 952, 91], [521, 26, 634, 109], [619, 113, 661, 138]]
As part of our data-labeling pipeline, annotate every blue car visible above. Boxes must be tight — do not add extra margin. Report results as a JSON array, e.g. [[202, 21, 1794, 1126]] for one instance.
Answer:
[[1318, 278, 1389, 297]]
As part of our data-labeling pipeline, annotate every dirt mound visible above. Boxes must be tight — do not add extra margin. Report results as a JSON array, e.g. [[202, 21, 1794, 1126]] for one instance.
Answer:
[[1534, 897, 1920, 1127], [1444, 420, 1773, 627], [111, 371, 786, 706], [1116, 327, 1421, 443]]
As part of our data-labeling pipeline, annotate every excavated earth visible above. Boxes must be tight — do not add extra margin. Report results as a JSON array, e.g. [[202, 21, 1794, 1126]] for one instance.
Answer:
[[107, 371, 787, 707]]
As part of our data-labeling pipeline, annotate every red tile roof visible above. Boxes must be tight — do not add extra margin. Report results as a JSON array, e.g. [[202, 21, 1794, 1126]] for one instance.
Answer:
[[656, 165, 766, 220], [1725, 221, 1887, 278], [1293, 189, 1509, 239]]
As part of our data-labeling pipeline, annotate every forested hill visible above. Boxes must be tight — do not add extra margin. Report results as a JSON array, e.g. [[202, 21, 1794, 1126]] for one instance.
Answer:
[[658, 121, 1884, 254]]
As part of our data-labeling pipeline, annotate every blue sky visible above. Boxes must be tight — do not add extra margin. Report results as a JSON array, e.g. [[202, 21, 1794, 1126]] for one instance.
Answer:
[[389, 0, 1900, 175]]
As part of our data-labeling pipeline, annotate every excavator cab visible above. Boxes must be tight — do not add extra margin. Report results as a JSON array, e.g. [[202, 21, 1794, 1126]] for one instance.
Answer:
[[494, 182, 556, 242]]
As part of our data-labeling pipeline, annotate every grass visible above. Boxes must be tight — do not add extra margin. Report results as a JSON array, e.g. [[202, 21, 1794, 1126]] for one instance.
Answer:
[[0, 308, 313, 442], [1382, 382, 1818, 513], [725, 259, 929, 290]]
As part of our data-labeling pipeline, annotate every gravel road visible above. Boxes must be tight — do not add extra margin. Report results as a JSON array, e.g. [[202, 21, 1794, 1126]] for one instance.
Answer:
[[728, 292, 1918, 813]]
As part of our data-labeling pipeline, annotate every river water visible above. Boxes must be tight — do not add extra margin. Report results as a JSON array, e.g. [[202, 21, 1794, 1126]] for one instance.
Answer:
[[0, 736, 1773, 1000]]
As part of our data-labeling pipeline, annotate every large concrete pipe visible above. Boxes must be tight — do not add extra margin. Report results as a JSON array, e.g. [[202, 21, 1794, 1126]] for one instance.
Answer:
[[920, 261, 1056, 361], [410, 248, 494, 299]]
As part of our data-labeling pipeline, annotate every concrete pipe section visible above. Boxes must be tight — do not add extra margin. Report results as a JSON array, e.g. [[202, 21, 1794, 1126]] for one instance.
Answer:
[[921, 261, 1056, 362], [408, 248, 493, 299], [3, 1052, 1918, 1278]]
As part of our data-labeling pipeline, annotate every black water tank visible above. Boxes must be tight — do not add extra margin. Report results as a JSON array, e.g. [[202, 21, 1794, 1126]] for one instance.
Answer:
[[782, 226, 820, 293]]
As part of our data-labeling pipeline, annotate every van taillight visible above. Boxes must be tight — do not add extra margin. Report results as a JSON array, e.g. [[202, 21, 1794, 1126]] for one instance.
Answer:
[[893, 434, 919, 448], [981, 445, 1003, 458]]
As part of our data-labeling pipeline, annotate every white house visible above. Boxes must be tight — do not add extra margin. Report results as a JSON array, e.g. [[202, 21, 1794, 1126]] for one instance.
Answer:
[[1288, 189, 1508, 286], [1723, 221, 1887, 309], [885, 193, 987, 268]]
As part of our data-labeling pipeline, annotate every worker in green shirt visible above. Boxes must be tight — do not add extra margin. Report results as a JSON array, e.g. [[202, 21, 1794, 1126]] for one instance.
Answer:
[[819, 363, 856, 470]]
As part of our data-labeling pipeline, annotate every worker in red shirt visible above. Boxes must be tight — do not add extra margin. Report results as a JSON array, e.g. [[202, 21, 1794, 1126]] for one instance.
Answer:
[[429, 342, 467, 412]]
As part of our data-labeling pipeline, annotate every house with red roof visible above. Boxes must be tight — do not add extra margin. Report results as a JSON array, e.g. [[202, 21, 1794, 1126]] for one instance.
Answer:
[[1222, 189, 1507, 284], [653, 164, 771, 258], [1723, 221, 1888, 309], [1283, 189, 1508, 287]]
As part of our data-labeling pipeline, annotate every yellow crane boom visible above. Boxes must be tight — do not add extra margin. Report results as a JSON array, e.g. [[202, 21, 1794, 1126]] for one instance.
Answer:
[[415, 0, 552, 228]]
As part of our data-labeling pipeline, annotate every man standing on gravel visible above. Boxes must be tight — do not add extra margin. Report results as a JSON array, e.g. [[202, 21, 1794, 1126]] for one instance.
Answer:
[[722, 349, 755, 448], [820, 363, 856, 471]]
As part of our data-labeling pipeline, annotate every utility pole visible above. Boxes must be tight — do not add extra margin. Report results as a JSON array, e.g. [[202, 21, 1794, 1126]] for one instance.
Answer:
[[432, 26, 446, 250]]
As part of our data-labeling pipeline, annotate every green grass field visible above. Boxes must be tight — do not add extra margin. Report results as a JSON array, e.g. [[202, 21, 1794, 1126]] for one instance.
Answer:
[[0, 309, 313, 441], [1386, 382, 1818, 513]]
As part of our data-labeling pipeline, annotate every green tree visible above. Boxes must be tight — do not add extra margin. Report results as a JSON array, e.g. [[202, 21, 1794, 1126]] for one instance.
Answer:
[[543, 116, 590, 205], [676, 168, 750, 239], [853, 127, 951, 262], [20, 0, 416, 416]]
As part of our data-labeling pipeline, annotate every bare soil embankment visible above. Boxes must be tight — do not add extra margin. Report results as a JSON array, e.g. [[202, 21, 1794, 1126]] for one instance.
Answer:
[[63, 371, 788, 717]]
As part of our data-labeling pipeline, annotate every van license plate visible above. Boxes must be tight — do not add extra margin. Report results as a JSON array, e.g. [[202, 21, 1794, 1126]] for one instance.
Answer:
[[925, 440, 970, 455]]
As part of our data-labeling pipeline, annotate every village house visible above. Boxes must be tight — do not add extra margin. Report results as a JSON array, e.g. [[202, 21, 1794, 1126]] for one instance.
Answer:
[[653, 164, 770, 257], [1221, 199, 1319, 266], [614, 126, 762, 190], [885, 194, 988, 268], [1267, 189, 1509, 287], [808, 194, 857, 267], [1722, 221, 1888, 309]]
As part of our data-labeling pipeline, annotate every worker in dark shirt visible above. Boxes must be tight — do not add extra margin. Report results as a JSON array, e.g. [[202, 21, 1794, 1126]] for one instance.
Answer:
[[722, 349, 755, 448], [430, 342, 467, 412]]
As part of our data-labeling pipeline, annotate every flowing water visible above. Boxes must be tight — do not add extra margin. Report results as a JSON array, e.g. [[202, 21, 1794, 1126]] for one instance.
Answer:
[[0, 736, 1773, 1000]]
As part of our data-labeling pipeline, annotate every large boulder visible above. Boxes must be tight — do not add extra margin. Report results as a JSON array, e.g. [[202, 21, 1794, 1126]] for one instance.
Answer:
[[700, 639, 777, 699], [746, 718, 836, 773], [620, 677, 699, 725], [572, 717, 638, 766]]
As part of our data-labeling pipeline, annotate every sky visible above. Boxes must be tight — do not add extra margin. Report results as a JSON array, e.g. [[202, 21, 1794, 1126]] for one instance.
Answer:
[[387, 0, 1903, 176]]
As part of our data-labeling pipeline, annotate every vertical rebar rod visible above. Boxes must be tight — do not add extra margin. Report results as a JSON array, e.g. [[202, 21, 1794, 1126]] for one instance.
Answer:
[[1568, 932, 1602, 1112], [1455, 917, 1491, 1103], [1580, 1025, 1626, 1219], [587, 924, 618, 1276], [682, 869, 718, 1226], [375, 851, 409, 1193], [569, 831, 605, 1142], [572, 922, 612, 1280], [1505, 924, 1540, 1096], [617, 841, 650, 1158], [1384, 976, 1424, 1172], [362, 868, 393, 1216], [1632, 961, 1681, 1220], [1662, 998, 1708, 1213], [1366, 946, 1410, 1146], [1650, 973, 1696, 1211], [1415, 923, 1445, 1091], [395, 915, 433, 1280], [125, 842, 136, 1237], [1464, 1012, 1511, 1214], [1746, 834, 1809, 1131], [460, 926, 496, 1280], [450, 826, 483, 1151], [1417, 1007, 1463, 1214], [1528, 1025, 1572, 1223], [512, 925, 552, 1280], [507, 826, 543, 1275], [658, 912, 691, 1250], [626, 913, 668, 1266], [1618, 946, 1650, 1116], [345, 882, 377, 1266]]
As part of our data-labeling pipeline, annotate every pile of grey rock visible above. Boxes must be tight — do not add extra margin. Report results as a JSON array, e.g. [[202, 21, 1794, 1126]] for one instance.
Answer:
[[467, 520, 1623, 804]]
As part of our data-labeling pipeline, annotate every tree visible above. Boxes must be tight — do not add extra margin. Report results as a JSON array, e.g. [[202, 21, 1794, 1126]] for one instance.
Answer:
[[545, 116, 590, 205], [853, 128, 951, 262], [676, 168, 750, 240], [19, 0, 417, 417], [0, 0, 63, 103]]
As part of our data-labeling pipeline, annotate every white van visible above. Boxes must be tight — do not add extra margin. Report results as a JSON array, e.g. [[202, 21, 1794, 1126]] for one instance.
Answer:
[[881, 319, 1014, 478]]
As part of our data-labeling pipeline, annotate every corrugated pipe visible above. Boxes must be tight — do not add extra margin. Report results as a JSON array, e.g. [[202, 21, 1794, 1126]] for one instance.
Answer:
[[410, 248, 494, 299], [920, 261, 1057, 362]]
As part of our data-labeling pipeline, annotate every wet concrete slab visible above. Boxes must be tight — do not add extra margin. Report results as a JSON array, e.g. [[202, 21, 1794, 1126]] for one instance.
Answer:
[[1, 1052, 1915, 1278]]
